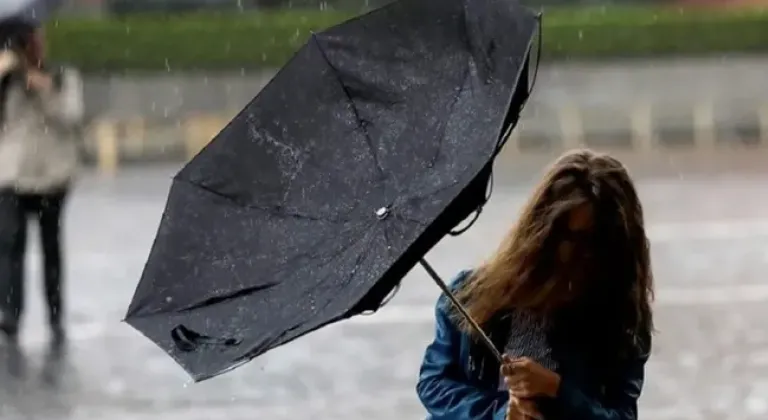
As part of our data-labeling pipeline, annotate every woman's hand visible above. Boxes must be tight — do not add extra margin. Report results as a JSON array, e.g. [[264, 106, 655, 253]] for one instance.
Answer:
[[502, 355, 561, 399], [0, 51, 18, 75], [505, 394, 542, 420], [26, 69, 53, 91]]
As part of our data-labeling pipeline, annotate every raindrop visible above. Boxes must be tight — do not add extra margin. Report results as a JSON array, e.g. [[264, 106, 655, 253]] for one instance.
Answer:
[[578, 30, 583, 41], [165, 58, 171, 72]]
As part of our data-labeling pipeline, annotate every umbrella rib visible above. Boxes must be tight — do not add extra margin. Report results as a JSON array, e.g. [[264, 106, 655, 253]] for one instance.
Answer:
[[226, 218, 373, 311], [423, 62, 471, 171], [394, 178, 462, 216], [391, 65, 471, 204], [174, 282, 279, 313], [261, 223, 380, 351], [311, 221, 379, 288], [326, 224, 381, 308], [174, 177, 352, 224], [381, 222, 397, 258], [265, 219, 375, 285], [309, 34, 389, 184]]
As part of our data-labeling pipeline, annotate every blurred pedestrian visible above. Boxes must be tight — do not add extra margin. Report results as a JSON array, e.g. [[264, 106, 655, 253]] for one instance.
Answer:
[[0, 22, 84, 346], [416, 149, 654, 420]]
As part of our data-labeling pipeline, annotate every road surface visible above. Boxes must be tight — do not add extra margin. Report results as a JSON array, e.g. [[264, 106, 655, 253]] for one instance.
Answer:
[[1, 153, 767, 420]]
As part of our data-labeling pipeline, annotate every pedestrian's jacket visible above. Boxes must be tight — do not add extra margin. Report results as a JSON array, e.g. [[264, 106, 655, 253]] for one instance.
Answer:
[[0, 64, 84, 193], [416, 270, 650, 420]]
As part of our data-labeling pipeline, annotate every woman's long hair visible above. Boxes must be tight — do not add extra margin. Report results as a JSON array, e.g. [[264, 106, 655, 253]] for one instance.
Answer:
[[453, 149, 654, 358], [0, 20, 35, 125]]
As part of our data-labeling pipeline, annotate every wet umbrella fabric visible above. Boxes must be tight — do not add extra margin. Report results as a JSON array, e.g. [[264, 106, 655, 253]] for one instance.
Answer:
[[125, 0, 539, 382]]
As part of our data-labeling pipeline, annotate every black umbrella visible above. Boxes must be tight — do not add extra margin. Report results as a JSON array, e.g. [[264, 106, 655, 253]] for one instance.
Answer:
[[126, 0, 541, 382]]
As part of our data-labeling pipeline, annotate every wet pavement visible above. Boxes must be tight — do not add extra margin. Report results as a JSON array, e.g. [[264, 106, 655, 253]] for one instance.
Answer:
[[1, 152, 768, 420]]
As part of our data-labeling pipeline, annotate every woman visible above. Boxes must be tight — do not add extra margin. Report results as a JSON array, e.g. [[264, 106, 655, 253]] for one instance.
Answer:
[[416, 149, 654, 419], [0, 23, 84, 345]]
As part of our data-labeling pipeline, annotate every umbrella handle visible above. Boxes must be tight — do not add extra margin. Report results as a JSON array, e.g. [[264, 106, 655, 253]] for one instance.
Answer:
[[419, 259, 503, 363]]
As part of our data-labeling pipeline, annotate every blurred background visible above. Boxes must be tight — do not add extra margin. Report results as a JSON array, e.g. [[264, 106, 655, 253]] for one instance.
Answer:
[[2, 0, 768, 419], [61, 0, 768, 14]]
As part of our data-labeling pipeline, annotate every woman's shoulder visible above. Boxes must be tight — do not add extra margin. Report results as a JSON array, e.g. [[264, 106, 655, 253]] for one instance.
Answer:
[[433, 269, 474, 312], [447, 269, 474, 290]]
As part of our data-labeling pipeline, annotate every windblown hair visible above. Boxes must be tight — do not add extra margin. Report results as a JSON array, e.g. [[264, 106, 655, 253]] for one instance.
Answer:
[[453, 149, 654, 357]]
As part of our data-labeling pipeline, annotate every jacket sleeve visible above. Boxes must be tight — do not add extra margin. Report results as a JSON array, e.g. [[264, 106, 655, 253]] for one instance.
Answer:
[[416, 282, 508, 420], [552, 345, 650, 420], [38, 67, 84, 128]]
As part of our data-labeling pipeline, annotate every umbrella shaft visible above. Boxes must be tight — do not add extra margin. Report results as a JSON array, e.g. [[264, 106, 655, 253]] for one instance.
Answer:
[[418, 259, 502, 363]]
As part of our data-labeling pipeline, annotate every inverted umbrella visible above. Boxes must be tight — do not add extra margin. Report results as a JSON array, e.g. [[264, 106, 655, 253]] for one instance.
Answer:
[[126, 0, 541, 382]]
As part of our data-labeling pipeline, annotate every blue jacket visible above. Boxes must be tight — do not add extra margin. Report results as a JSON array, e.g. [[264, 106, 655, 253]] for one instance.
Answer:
[[416, 270, 650, 420]]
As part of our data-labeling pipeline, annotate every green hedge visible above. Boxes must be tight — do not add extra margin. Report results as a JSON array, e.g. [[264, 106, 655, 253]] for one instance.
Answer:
[[46, 6, 768, 72]]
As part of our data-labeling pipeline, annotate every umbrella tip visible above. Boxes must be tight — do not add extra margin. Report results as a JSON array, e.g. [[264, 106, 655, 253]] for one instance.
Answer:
[[375, 206, 390, 220]]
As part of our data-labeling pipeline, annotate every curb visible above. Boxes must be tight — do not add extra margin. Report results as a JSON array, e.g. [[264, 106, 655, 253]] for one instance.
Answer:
[[82, 103, 768, 174]]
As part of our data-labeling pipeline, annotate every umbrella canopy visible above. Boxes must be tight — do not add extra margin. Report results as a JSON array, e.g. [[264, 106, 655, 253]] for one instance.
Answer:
[[0, 0, 62, 26], [126, 0, 540, 382]]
